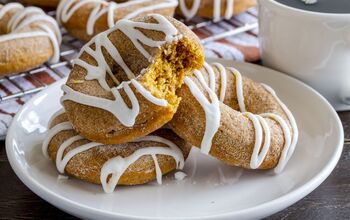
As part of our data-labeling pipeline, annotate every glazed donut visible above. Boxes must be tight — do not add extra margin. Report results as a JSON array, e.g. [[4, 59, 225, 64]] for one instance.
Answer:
[[56, 0, 179, 41], [0, 3, 61, 75], [61, 15, 204, 144], [22, 0, 60, 8], [42, 112, 191, 193], [177, 0, 257, 21], [169, 62, 298, 173]]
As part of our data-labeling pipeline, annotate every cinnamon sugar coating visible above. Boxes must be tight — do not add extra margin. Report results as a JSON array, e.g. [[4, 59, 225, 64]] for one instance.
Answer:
[[47, 113, 191, 186], [63, 15, 204, 144], [169, 65, 294, 169]]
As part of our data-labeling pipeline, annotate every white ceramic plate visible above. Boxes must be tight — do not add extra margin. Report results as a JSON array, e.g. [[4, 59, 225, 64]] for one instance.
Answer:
[[6, 59, 344, 220]]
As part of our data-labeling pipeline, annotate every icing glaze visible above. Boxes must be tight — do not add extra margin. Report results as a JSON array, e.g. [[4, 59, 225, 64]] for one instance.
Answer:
[[57, 0, 178, 36], [57, 174, 69, 181], [193, 62, 298, 172], [42, 118, 185, 193], [228, 67, 246, 112], [184, 70, 221, 155], [73, 13, 180, 90], [202, 62, 228, 102], [0, 3, 23, 19], [56, 135, 101, 173], [212, 62, 227, 102], [62, 14, 181, 127], [42, 121, 72, 159], [174, 171, 187, 180], [179, 0, 235, 21], [261, 84, 299, 173], [0, 3, 61, 63], [61, 79, 168, 127], [101, 135, 184, 193]]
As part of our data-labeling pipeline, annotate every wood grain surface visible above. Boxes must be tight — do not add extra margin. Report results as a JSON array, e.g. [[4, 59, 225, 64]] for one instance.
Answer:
[[0, 112, 349, 219]]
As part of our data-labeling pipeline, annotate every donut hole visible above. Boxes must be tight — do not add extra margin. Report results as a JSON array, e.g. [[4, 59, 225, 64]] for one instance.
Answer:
[[140, 37, 203, 107]]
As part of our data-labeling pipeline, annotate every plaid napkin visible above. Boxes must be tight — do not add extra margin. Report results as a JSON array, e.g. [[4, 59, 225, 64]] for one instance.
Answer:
[[0, 8, 259, 139]]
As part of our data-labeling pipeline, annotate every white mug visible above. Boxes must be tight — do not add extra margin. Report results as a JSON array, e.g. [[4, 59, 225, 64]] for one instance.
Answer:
[[258, 0, 350, 111]]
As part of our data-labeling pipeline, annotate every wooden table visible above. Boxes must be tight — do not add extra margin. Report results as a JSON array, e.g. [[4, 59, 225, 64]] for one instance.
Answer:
[[0, 113, 349, 219]]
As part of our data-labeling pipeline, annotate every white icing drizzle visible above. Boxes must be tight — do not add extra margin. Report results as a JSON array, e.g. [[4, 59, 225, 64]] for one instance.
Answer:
[[62, 14, 181, 127], [86, 2, 117, 36], [225, 0, 235, 20], [0, 3, 61, 63], [244, 113, 271, 169], [213, 0, 221, 22], [184, 70, 220, 155], [0, 3, 23, 19], [179, 0, 235, 21], [43, 118, 185, 193], [174, 171, 187, 181], [56, 0, 178, 36], [57, 174, 69, 181], [228, 67, 246, 112], [179, 0, 201, 20], [55, 135, 101, 173], [151, 154, 162, 184], [203, 62, 216, 92], [42, 122, 72, 159], [61, 79, 167, 127], [202, 62, 227, 102], [73, 13, 180, 90], [261, 84, 299, 173], [117, 15, 180, 60], [212, 62, 227, 102], [194, 63, 298, 172], [101, 135, 185, 193]]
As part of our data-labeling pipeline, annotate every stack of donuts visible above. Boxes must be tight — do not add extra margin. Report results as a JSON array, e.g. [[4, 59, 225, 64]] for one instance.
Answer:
[[42, 12, 298, 193]]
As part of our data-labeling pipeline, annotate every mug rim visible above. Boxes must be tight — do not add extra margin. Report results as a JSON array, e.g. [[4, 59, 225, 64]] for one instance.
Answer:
[[260, 0, 350, 18]]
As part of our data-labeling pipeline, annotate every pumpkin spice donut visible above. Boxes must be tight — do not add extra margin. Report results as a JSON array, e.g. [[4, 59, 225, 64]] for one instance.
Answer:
[[169, 62, 298, 173], [0, 3, 61, 76], [177, 0, 257, 21], [61, 14, 204, 145], [42, 112, 191, 193], [56, 0, 179, 41]]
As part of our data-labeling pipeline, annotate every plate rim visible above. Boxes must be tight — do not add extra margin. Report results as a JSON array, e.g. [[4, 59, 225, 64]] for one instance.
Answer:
[[5, 60, 344, 220]]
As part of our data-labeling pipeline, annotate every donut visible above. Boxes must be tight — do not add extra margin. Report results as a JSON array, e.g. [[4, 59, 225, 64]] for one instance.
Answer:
[[0, 3, 61, 75], [169, 62, 298, 173], [22, 0, 60, 8], [42, 112, 191, 193], [56, 0, 179, 41], [61, 14, 204, 145], [177, 0, 257, 21]]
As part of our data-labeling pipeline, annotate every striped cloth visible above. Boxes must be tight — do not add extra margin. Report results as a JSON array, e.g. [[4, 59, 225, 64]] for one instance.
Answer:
[[0, 7, 259, 139]]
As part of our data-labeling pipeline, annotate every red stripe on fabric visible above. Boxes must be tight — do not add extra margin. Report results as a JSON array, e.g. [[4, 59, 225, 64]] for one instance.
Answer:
[[192, 29, 210, 39], [0, 83, 26, 105], [217, 39, 260, 62], [16, 98, 24, 105], [0, 84, 12, 96], [24, 75, 41, 87], [33, 71, 56, 85]]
